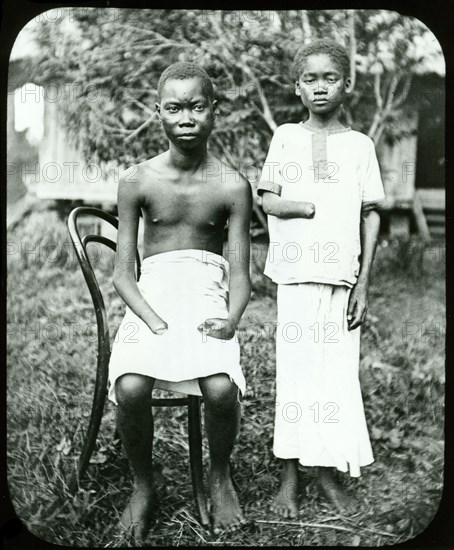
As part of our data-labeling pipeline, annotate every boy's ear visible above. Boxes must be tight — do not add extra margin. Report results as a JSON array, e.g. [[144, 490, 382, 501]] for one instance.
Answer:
[[295, 81, 301, 96], [344, 77, 353, 94], [212, 99, 218, 117], [155, 102, 162, 122]]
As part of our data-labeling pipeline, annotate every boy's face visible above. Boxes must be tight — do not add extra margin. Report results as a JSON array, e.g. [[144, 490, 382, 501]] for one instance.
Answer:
[[156, 77, 217, 149], [295, 53, 351, 115]]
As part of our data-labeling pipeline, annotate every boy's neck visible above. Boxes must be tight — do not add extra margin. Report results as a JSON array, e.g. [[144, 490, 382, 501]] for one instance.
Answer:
[[304, 108, 346, 132], [168, 143, 208, 172]]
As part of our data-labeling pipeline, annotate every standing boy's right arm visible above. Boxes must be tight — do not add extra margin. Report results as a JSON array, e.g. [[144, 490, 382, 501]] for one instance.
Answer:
[[260, 189, 315, 219], [113, 167, 168, 335], [257, 126, 315, 219]]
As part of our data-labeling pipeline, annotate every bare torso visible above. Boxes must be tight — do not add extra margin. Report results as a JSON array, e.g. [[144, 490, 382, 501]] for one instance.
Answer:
[[114, 147, 251, 336], [134, 152, 231, 259]]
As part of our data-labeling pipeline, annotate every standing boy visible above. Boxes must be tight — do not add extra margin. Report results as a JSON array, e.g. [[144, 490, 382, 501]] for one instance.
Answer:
[[109, 62, 252, 539], [257, 39, 386, 517]]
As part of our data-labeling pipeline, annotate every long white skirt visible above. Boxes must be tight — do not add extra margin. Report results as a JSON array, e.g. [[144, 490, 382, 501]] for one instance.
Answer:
[[108, 249, 245, 404], [274, 283, 374, 477]]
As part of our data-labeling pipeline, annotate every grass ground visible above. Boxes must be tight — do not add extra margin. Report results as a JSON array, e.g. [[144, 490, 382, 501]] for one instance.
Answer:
[[6, 209, 445, 546]]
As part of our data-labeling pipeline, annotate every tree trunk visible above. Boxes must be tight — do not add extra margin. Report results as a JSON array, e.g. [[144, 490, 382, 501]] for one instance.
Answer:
[[301, 11, 312, 43], [348, 10, 356, 92]]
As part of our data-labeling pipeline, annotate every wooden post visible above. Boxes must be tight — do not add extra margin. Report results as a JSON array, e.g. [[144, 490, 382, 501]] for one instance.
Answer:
[[412, 190, 431, 241], [389, 210, 411, 238]]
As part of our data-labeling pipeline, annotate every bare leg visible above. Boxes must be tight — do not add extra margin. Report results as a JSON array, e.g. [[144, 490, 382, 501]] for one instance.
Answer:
[[116, 374, 156, 542], [199, 374, 244, 533], [317, 467, 355, 514], [271, 459, 299, 518]]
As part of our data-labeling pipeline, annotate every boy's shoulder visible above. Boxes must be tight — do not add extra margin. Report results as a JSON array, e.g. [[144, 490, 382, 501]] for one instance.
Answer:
[[119, 153, 167, 187], [208, 153, 250, 191], [267, 123, 305, 149], [346, 129, 376, 149], [274, 122, 301, 136]]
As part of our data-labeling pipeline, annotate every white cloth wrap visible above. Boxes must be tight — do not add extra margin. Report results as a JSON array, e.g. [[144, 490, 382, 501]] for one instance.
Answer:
[[108, 249, 245, 404], [274, 283, 374, 477]]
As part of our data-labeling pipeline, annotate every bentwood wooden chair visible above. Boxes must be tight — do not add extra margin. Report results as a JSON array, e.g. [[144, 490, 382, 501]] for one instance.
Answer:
[[67, 206, 209, 526]]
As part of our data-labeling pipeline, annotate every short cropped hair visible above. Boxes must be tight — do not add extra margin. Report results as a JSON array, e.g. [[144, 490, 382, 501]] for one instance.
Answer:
[[293, 39, 350, 80], [157, 62, 215, 101]]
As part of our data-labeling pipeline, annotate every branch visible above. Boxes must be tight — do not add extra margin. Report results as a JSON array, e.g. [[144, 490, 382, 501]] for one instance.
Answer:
[[124, 111, 158, 143], [212, 135, 238, 169], [207, 12, 277, 132], [247, 73, 278, 132], [256, 520, 356, 534], [115, 23, 188, 46], [348, 10, 357, 92], [384, 73, 399, 112], [115, 23, 163, 35], [372, 121, 386, 145], [374, 71, 383, 111], [255, 520, 397, 538], [368, 71, 384, 140], [101, 123, 130, 134], [393, 74, 413, 108], [301, 10, 312, 43], [369, 72, 403, 142], [129, 98, 155, 116], [122, 42, 191, 50], [207, 13, 227, 43]]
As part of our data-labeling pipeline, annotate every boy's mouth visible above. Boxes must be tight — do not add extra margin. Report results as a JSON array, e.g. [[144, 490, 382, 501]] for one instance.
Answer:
[[313, 97, 328, 104]]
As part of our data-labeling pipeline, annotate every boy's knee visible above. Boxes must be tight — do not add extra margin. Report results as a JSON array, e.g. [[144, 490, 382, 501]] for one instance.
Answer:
[[115, 374, 153, 410], [201, 374, 239, 414]]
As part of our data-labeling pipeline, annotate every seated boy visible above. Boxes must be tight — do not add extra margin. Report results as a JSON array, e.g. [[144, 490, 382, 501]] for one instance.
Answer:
[[257, 39, 386, 517], [109, 62, 252, 540]]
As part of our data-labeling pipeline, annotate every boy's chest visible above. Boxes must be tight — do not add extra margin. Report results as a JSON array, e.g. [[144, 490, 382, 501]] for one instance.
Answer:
[[142, 181, 227, 227], [280, 137, 362, 202]]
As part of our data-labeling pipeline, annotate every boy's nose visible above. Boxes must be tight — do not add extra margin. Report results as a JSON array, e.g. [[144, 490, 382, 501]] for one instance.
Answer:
[[314, 80, 329, 92], [179, 110, 195, 125]]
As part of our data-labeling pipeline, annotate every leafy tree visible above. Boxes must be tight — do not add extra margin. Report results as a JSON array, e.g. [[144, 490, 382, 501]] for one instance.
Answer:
[[32, 8, 443, 227]]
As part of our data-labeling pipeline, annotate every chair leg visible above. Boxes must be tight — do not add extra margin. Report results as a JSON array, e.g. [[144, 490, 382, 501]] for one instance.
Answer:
[[67, 348, 110, 494], [187, 395, 210, 527]]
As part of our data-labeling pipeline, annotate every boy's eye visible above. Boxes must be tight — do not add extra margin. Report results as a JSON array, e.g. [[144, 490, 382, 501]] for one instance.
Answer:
[[193, 105, 205, 111], [167, 106, 179, 113]]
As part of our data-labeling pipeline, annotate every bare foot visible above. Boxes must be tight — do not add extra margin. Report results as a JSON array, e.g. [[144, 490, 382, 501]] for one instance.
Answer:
[[119, 483, 156, 543], [271, 480, 299, 519], [209, 469, 245, 534], [271, 460, 299, 518], [317, 468, 355, 515]]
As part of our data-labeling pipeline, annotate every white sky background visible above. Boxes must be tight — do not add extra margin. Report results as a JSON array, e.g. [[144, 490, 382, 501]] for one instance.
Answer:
[[10, 17, 44, 145], [14, 85, 44, 144]]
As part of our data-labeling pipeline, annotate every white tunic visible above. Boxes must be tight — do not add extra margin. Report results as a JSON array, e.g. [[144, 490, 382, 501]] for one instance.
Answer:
[[258, 123, 386, 287]]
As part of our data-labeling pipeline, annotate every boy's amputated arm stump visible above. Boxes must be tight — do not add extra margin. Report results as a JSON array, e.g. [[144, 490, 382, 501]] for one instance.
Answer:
[[113, 166, 168, 335], [259, 187, 315, 219], [198, 176, 252, 340], [347, 209, 381, 331]]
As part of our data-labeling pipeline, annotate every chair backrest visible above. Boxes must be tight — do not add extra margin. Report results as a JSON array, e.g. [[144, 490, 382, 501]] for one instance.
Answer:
[[67, 206, 141, 355]]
